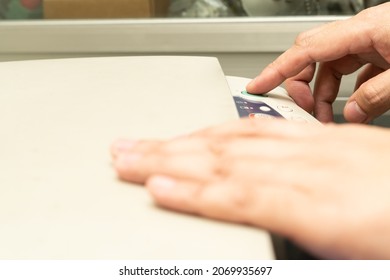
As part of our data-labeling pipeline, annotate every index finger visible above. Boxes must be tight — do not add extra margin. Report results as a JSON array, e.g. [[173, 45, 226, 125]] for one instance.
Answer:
[[246, 17, 372, 93]]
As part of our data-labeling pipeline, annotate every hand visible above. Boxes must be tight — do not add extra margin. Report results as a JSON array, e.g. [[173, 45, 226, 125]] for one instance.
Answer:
[[111, 118, 390, 259], [246, 3, 390, 123]]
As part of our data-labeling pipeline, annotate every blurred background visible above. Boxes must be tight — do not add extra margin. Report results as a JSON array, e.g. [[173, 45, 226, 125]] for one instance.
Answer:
[[1, 1, 389, 19], [1, 0, 389, 125]]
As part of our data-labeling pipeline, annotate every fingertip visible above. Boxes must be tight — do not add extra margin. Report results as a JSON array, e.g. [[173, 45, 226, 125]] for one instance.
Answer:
[[146, 175, 177, 201], [246, 77, 260, 93], [246, 68, 284, 94], [146, 175, 194, 213], [344, 101, 368, 123], [110, 139, 137, 158], [146, 176, 204, 216]]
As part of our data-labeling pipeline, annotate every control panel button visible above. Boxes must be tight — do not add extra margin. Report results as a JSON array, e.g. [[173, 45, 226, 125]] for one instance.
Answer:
[[249, 113, 275, 119], [277, 105, 293, 112], [241, 90, 268, 98], [259, 106, 272, 112], [240, 106, 254, 110]]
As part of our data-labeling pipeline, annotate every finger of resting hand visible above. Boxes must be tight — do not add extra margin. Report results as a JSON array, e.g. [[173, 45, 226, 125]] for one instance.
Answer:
[[112, 119, 322, 162], [146, 175, 310, 239], [111, 138, 174, 160], [114, 151, 216, 184], [111, 138, 140, 159], [111, 137, 207, 159], [146, 172, 353, 259], [112, 132, 312, 186]]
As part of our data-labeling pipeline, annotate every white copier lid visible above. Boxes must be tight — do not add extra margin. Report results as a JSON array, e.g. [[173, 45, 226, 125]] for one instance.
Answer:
[[0, 56, 273, 259]]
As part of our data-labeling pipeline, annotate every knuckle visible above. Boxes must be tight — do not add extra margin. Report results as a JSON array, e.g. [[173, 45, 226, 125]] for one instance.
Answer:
[[373, 25, 390, 59], [359, 82, 387, 109], [207, 138, 226, 157], [357, 5, 376, 21], [211, 156, 231, 179], [206, 140, 235, 179], [294, 31, 312, 49], [210, 151, 245, 181], [227, 184, 254, 209]]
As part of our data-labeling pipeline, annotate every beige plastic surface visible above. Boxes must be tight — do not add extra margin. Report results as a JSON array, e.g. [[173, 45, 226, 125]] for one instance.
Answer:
[[0, 56, 274, 259]]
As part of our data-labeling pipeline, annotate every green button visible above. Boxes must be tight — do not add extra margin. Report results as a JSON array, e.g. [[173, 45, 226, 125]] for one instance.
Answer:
[[241, 90, 268, 97]]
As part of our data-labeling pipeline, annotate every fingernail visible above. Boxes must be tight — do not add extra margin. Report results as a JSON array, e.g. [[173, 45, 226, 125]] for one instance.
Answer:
[[246, 69, 273, 92], [246, 77, 258, 91], [111, 139, 137, 157], [173, 133, 189, 140], [115, 153, 142, 171], [345, 101, 367, 123], [147, 176, 176, 195]]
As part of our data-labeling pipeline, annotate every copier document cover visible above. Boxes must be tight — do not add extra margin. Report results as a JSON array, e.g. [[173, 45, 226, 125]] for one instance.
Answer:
[[0, 56, 274, 259]]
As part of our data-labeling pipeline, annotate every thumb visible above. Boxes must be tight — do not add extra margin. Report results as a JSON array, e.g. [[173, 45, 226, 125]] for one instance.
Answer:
[[344, 70, 390, 123]]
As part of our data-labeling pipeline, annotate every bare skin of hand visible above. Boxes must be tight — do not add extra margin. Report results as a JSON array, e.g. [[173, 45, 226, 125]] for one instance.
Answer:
[[247, 3, 390, 123], [111, 118, 390, 259]]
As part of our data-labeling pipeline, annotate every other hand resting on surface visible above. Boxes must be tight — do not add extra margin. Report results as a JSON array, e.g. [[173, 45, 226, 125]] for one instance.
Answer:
[[111, 118, 390, 259]]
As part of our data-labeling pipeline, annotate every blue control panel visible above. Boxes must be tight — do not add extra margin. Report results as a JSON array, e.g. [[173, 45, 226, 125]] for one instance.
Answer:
[[233, 96, 283, 119]]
